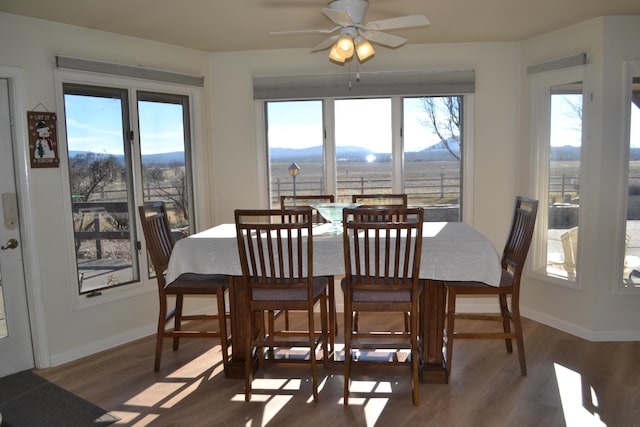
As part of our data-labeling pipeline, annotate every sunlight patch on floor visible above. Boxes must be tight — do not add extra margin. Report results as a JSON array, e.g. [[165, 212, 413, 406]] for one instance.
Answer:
[[365, 398, 389, 427], [166, 347, 223, 378], [554, 363, 606, 426], [160, 377, 204, 408]]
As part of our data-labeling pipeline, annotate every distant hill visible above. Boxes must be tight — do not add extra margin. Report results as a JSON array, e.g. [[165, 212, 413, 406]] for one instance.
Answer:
[[68, 151, 185, 166], [70, 144, 638, 165]]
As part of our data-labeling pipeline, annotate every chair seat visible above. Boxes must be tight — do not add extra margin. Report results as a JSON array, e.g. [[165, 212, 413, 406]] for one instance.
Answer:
[[252, 277, 328, 301], [166, 273, 229, 293], [445, 269, 514, 293], [341, 277, 421, 302]]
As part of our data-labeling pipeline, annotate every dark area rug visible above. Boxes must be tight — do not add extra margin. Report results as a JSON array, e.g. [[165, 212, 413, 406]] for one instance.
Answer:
[[0, 370, 118, 426]]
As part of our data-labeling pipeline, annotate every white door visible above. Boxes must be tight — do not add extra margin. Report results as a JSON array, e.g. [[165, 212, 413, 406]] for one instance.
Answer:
[[0, 77, 34, 377]]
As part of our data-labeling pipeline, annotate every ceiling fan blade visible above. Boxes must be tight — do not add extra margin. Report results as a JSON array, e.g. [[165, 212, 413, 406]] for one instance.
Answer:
[[321, 8, 354, 26], [268, 26, 340, 36], [360, 30, 408, 48], [310, 35, 340, 52], [364, 15, 430, 31]]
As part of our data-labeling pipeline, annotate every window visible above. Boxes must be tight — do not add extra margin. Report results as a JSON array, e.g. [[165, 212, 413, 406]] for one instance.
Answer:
[[335, 98, 392, 202], [530, 68, 584, 284], [265, 95, 467, 220], [403, 96, 462, 221], [60, 77, 196, 295], [623, 73, 640, 289], [266, 100, 325, 207]]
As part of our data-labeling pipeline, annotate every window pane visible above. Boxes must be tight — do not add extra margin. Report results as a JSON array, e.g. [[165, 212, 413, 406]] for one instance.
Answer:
[[64, 86, 139, 294], [335, 98, 391, 203], [624, 78, 640, 287], [138, 93, 193, 237], [266, 100, 325, 208], [403, 96, 461, 221], [546, 83, 582, 280]]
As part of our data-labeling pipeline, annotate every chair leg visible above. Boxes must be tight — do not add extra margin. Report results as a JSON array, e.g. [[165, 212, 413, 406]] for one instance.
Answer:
[[327, 276, 336, 355], [245, 308, 254, 401], [445, 288, 456, 378], [411, 301, 419, 406], [154, 296, 168, 372], [320, 293, 329, 368], [499, 294, 513, 353], [343, 298, 352, 405], [512, 306, 527, 376], [308, 302, 319, 402], [173, 295, 184, 351]]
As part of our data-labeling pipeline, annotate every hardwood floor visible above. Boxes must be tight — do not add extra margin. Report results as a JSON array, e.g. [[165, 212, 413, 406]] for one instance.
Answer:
[[35, 314, 639, 426]]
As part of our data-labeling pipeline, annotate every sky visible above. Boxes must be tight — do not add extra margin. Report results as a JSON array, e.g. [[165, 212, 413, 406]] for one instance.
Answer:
[[267, 98, 443, 153], [64, 95, 186, 155], [64, 93, 640, 156]]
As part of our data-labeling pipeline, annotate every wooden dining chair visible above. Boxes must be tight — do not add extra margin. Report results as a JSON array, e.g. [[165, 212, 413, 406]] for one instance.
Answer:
[[281, 194, 335, 223], [234, 208, 330, 402], [342, 206, 424, 406], [138, 202, 230, 372], [350, 193, 410, 332], [443, 196, 538, 378], [279, 194, 337, 351]]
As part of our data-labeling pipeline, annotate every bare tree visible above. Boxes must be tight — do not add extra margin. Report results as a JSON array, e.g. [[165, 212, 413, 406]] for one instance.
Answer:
[[418, 97, 461, 160], [69, 152, 121, 202]]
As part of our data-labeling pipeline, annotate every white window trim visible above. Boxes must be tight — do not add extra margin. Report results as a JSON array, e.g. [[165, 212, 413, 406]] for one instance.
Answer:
[[54, 69, 203, 310], [617, 60, 640, 295], [528, 66, 586, 289]]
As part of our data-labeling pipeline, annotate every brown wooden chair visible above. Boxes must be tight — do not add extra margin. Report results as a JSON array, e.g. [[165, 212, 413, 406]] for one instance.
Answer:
[[279, 194, 337, 351], [351, 193, 410, 332], [281, 194, 335, 224], [342, 206, 424, 406], [235, 208, 329, 402], [138, 202, 230, 372], [443, 196, 539, 378]]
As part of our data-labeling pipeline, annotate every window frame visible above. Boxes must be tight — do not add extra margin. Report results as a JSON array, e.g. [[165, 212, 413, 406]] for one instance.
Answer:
[[619, 60, 640, 294], [528, 66, 587, 289], [55, 69, 202, 308], [256, 93, 475, 224]]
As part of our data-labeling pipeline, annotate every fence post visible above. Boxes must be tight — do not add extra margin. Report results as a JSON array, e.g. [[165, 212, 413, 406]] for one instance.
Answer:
[[561, 174, 566, 199], [360, 177, 364, 194], [440, 173, 445, 198]]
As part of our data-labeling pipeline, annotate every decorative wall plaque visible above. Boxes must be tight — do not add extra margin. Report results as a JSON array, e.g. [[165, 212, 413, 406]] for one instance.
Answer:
[[27, 110, 59, 168]]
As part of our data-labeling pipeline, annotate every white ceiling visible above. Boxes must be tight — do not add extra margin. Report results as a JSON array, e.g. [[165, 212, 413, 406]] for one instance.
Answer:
[[2, 0, 640, 53]]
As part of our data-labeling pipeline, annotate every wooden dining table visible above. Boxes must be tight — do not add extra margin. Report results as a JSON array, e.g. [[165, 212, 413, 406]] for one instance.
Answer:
[[166, 221, 502, 383]]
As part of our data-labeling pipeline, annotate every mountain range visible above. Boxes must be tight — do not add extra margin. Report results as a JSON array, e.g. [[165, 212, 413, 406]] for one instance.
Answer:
[[69, 144, 631, 165]]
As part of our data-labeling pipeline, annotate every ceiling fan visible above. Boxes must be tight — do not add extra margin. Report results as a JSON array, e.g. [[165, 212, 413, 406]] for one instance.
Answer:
[[269, 0, 430, 64]]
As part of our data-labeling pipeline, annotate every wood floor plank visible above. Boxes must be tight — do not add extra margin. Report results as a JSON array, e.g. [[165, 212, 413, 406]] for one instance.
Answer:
[[34, 314, 639, 426]]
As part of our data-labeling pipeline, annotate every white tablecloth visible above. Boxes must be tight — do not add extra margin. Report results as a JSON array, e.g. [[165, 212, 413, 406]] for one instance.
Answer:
[[166, 222, 502, 286]]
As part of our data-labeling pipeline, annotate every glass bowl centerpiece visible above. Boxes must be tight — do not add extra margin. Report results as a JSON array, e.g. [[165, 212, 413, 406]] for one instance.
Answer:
[[311, 202, 361, 233]]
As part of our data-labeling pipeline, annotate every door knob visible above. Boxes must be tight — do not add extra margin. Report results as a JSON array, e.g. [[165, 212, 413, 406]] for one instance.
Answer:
[[1, 238, 18, 250]]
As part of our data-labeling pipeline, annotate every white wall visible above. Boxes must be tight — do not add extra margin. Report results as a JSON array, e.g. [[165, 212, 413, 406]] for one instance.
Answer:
[[208, 42, 522, 241], [1, 10, 637, 368], [0, 12, 212, 367], [520, 16, 640, 340]]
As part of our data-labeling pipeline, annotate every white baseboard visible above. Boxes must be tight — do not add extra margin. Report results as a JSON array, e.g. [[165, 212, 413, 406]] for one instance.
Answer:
[[48, 323, 156, 367], [455, 296, 640, 341]]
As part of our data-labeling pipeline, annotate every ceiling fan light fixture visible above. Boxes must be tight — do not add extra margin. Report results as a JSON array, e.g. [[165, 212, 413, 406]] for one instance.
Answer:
[[336, 35, 355, 58], [329, 44, 347, 63], [356, 38, 375, 62]]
